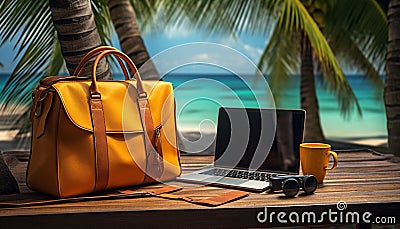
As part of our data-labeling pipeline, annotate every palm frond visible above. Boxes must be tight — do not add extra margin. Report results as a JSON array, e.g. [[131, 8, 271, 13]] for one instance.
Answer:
[[0, 0, 115, 136], [157, 0, 280, 37], [0, 1, 54, 113], [258, 24, 299, 105], [130, 0, 159, 30], [326, 0, 387, 71], [92, 0, 113, 45], [277, 0, 361, 117], [44, 40, 66, 77], [329, 32, 384, 98], [92, 0, 119, 72]]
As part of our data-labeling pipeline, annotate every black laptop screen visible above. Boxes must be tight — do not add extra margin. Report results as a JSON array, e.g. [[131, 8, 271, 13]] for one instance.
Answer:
[[214, 108, 304, 174]]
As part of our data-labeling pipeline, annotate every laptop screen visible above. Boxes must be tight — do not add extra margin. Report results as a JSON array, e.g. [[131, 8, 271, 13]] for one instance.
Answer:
[[214, 108, 304, 174]]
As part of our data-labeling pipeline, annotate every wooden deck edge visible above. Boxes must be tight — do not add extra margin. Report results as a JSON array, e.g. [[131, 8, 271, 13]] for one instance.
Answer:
[[0, 201, 399, 228]]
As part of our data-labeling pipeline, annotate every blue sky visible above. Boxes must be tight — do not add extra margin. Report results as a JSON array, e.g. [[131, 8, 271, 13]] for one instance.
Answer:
[[0, 16, 387, 140], [0, 23, 268, 75], [142, 24, 267, 70]]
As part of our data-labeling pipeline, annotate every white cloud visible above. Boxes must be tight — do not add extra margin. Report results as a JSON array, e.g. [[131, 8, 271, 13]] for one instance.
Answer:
[[151, 42, 261, 75], [243, 44, 263, 62], [164, 24, 191, 39]]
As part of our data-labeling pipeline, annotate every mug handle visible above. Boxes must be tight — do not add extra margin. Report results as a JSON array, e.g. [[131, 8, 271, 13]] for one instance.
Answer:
[[325, 151, 338, 170]]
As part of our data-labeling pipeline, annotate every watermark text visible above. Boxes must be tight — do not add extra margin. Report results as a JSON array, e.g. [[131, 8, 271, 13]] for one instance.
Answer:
[[257, 201, 396, 225]]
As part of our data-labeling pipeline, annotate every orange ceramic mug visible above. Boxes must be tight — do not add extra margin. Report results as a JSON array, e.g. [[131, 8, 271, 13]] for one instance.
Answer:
[[300, 143, 338, 183]]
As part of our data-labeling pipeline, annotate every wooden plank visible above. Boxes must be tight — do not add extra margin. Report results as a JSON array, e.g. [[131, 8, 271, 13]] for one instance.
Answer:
[[0, 149, 399, 228], [1, 190, 399, 217], [0, 185, 398, 210], [1, 202, 399, 229]]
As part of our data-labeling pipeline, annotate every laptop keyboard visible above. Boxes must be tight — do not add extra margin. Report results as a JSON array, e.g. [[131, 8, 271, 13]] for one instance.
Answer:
[[200, 168, 277, 181]]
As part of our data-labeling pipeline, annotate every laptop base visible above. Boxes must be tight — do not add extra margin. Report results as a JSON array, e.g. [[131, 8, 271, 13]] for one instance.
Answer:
[[177, 170, 271, 192]]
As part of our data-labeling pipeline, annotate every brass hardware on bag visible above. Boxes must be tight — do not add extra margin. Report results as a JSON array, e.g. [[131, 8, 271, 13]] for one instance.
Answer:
[[34, 90, 48, 118], [27, 46, 181, 198], [138, 92, 147, 98], [154, 125, 164, 178], [154, 125, 162, 151], [35, 102, 42, 118], [155, 125, 161, 137], [90, 93, 101, 99]]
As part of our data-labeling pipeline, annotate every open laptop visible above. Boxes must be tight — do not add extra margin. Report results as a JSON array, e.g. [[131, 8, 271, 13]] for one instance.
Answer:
[[177, 107, 305, 192]]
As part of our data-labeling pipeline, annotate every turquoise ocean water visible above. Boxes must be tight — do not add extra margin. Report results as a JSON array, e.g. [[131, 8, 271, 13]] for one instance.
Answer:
[[0, 73, 387, 141]]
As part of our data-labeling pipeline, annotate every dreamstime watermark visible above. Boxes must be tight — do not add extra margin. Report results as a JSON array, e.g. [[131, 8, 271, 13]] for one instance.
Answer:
[[257, 201, 397, 224], [123, 42, 276, 184]]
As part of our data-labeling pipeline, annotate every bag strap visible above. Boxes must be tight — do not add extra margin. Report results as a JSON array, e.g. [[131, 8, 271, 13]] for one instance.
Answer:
[[139, 96, 164, 183], [30, 86, 48, 122], [90, 95, 109, 192], [73, 46, 130, 80], [91, 50, 145, 95], [31, 48, 164, 187], [89, 50, 142, 191], [90, 50, 163, 189], [30, 46, 126, 123]]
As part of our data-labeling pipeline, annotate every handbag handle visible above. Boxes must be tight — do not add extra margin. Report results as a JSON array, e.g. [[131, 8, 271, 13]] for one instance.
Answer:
[[91, 50, 147, 98], [73, 46, 130, 80]]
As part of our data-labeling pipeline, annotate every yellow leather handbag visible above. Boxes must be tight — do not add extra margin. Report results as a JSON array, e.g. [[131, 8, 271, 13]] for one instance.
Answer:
[[27, 47, 181, 198]]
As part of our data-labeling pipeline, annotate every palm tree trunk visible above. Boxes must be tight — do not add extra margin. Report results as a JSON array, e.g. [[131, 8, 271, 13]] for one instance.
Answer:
[[108, 0, 159, 80], [300, 31, 325, 142], [49, 0, 111, 79], [385, 0, 400, 156]]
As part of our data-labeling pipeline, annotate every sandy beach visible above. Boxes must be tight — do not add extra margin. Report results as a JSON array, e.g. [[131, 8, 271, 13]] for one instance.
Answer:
[[0, 109, 388, 154], [0, 73, 389, 154], [178, 130, 388, 155], [0, 105, 31, 151]]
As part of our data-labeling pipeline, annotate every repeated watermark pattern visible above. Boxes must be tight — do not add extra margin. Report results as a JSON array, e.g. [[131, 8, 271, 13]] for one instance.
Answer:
[[124, 42, 275, 185], [257, 200, 396, 224]]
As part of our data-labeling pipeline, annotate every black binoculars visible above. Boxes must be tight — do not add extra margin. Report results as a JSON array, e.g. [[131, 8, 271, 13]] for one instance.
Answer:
[[269, 175, 318, 197]]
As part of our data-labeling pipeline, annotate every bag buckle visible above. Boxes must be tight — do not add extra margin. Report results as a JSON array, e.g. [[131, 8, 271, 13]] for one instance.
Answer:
[[90, 93, 101, 99], [34, 90, 48, 118], [138, 92, 147, 98]]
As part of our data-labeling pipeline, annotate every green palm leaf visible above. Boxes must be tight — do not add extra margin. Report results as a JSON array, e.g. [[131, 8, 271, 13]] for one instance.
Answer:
[[158, 0, 279, 37], [0, 1, 53, 112], [278, 0, 362, 116], [158, 0, 387, 117], [323, 0, 386, 91], [0, 0, 113, 133], [258, 24, 299, 104], [327, 0, 387, 69], [329, 32, 384, 96], [130, 0, 159, 30]]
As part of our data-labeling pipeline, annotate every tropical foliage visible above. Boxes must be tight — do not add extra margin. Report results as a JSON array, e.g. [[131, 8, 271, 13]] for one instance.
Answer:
[[0, 0, 156, 133], [0, 1, 111, 122], [159, 0, 387, 140], [0, 0, 389, 143]]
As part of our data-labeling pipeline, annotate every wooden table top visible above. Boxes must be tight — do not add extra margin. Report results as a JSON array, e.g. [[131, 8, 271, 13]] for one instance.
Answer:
[[0, 149, 399, 228]]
